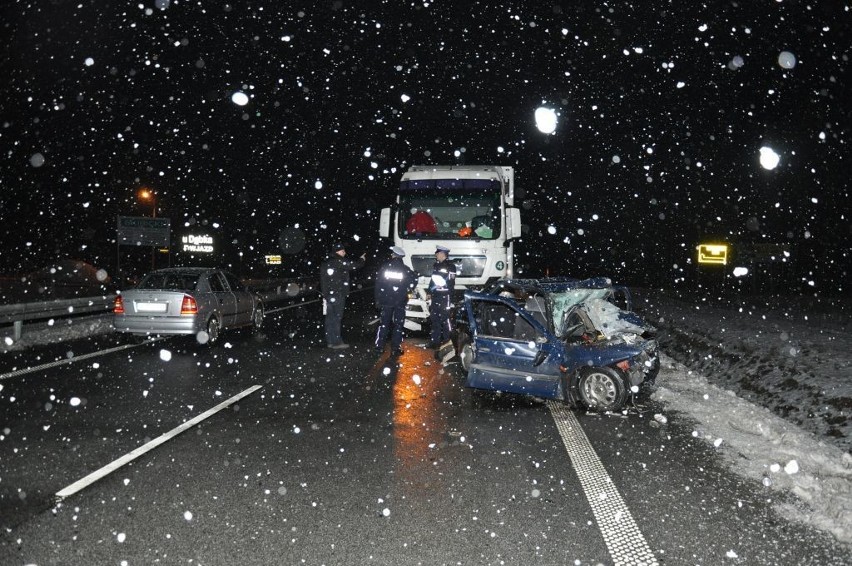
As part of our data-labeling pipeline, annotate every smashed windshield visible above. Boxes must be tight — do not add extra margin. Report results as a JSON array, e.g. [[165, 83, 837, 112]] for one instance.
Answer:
[[398, 188, 501, 240], [549, 290, 610, 335]]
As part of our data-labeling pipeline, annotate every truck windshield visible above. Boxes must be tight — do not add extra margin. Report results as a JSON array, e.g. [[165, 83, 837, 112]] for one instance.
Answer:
[[399, 188, 501, 240]]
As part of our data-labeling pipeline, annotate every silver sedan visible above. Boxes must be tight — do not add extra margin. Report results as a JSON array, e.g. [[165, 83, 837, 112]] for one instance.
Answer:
[[113, 267, 263, 344]]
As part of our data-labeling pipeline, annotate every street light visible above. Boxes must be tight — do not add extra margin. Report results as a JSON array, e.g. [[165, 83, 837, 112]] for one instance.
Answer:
[[137, 188, 157, 269], [138, 188, 156, 218]]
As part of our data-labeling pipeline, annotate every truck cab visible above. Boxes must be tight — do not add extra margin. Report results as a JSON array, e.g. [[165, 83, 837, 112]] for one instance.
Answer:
[[379, 165, 522, 330]]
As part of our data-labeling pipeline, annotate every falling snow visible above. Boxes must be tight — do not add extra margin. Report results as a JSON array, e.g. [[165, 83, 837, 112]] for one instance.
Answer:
[[0, 0, 848, 561]]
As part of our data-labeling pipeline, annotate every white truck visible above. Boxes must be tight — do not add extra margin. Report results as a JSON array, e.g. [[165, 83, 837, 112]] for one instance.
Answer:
[[379, 165, 522, 330]]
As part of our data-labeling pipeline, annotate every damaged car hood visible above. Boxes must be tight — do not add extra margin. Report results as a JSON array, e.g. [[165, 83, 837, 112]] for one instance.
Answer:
[[581, 298, 651, 339], [550, 291, 653, 339]]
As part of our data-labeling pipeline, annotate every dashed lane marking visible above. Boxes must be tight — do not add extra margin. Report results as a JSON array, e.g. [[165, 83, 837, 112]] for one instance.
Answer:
[[56, 384, 263, 501], [547, 401, 659, 566], [0, 338, 165, 382]]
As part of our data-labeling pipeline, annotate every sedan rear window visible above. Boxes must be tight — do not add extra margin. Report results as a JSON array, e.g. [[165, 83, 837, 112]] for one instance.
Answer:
[[138, 272, 200, 291]]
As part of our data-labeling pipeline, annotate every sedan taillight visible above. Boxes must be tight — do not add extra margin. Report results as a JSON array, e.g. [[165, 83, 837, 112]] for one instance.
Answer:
[[113, 296, 125, 314], [180, 295, 198, 315]]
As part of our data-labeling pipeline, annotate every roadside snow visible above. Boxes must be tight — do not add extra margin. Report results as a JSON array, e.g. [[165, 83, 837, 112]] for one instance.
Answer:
[[652, 354, 852, 545], [640, 289, 851, 546], [640, 290, 851, 454]]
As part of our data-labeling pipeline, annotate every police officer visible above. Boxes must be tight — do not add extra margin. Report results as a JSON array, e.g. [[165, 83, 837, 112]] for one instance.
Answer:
[[427, 245, 456, 349], [320, 242, 365, 349], [374, 246, 417, 356]]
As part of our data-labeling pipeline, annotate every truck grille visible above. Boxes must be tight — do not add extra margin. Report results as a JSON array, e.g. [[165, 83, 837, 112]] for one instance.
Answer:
[[411, 255, 487, 278]]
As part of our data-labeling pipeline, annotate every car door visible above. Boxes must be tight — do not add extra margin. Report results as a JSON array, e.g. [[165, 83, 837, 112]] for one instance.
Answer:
[[208, 271, 238, 328], [222, 271, 253, 325], [463, 292, 564, 399]]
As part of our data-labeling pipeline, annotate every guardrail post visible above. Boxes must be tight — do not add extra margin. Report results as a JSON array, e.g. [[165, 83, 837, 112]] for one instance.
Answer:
[[14, 320, 23, 340]]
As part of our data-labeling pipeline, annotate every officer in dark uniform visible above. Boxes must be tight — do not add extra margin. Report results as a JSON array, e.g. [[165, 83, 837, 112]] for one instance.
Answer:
[[319, 242, 365, 349], [374, 246, 417, 356], [427, 245, 457, 349]]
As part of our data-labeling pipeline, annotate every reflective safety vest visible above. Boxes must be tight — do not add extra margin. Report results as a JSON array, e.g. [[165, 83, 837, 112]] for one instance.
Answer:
[[375, 257, 416, 307], [429, 259, 456, 294]]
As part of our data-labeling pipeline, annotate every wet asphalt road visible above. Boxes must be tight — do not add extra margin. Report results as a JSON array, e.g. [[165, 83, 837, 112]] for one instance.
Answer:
[[0, 290, 849, 565]]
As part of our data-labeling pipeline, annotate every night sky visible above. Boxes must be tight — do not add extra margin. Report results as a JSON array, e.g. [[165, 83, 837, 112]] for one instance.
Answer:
[[1, 1, 848, 292]]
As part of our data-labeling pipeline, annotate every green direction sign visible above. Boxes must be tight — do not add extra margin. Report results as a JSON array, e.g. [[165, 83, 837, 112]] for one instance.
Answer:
[[117, 216, 171, 247]]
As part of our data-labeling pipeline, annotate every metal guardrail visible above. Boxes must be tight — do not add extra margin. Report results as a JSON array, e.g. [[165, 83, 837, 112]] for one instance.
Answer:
[[244, 278, 320, 300], [0, 278, 320, 341], [0, 296, 115, 340]]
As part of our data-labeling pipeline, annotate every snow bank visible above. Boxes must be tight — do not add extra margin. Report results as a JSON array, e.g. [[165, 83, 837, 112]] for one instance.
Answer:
[[653, 354, 852, 545]]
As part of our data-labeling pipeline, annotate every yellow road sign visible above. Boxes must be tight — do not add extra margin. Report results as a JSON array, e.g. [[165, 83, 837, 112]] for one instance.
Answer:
[[697, 244, 728, 265]]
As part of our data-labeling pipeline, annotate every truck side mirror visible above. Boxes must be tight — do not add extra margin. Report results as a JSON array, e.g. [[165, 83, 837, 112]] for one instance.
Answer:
[[379, 208, 391, 238], [506, 207, 522, 240]]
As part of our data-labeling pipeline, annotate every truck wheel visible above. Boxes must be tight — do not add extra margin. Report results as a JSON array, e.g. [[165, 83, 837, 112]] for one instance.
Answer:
[[577, 366, 627, 412]]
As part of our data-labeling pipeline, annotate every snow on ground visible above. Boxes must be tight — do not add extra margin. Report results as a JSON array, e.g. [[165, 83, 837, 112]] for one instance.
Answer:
[[652, 354, 852, 545], [640, 290, 851, 454], [640, 290, 851, 545]]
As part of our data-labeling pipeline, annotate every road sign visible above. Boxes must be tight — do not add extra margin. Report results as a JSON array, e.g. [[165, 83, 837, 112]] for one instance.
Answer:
[[697, 243, 728, 265], [117, 216, 171, 247]]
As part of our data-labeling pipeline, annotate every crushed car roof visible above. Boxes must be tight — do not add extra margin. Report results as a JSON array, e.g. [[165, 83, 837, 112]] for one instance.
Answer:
[[484, 277, 615, 294]]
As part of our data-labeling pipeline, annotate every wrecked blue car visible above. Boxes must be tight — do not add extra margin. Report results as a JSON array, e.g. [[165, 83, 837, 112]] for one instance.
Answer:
[[453, 277, 659, 412]]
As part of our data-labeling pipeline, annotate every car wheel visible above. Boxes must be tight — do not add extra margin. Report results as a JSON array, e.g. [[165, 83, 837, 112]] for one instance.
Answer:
[[206, 316, 221, 345], [457, 334, 474, 373], [252, 303, 264, 331], [577, 366, 628, 412]]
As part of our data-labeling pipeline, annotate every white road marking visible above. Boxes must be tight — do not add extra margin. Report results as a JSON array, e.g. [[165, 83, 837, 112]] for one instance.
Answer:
[[56, 385, 263, 501], [0, 339, 165, 381], [547, 401, 659, 566]]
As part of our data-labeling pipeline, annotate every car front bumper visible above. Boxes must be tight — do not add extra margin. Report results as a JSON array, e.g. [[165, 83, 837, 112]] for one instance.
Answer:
[[626, 352, 651, 386]]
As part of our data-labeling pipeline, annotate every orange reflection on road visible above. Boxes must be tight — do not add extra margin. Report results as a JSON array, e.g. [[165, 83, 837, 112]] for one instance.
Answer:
[[391, 346, 450, 490]]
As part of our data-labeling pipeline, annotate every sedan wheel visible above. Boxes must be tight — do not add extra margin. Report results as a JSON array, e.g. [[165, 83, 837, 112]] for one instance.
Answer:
[[252, 303, 264, 331], [577, 366, 627, 412], [457, 335, 474, 373], [206, 316, 221, 345]]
